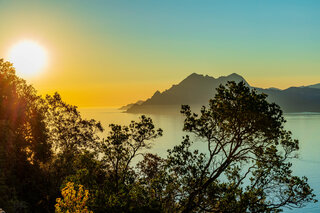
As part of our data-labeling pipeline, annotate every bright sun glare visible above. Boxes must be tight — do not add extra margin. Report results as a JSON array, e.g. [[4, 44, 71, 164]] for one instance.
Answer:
[[8, 40, 48, 78]]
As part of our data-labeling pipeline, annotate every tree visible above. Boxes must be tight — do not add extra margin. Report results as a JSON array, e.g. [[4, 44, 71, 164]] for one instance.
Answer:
[[60, 151, 106, 212], [44, 92, 104, 181], [44, 92, 103, 156], [1, 57, 316, 212], [166, 81, 316, 212], [55, 182, 93, 213], [136, 153, 178, 211], [100, 115, 162, 211], [0, 59, 103, 212], [0, 58, 52, 212]]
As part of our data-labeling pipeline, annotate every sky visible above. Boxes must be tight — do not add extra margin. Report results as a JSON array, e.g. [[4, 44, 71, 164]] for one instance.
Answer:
[[0, 0, 320, 107]]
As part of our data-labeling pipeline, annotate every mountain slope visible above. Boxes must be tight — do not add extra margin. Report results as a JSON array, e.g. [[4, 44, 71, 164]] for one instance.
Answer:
[[119, 100, 144, 111], [126, 73, 320, 113], [302, 83, 320, 89], [143, 73, 247, 105], [127, 73, 248, 113], [256, 87, 320, 112]]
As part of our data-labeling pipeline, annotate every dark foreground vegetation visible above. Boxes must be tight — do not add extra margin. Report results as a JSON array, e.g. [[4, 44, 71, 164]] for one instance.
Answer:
[[0, 59, 316, 212]]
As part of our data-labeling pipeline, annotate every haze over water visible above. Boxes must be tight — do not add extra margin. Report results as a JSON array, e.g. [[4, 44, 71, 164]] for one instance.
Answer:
[[80, 108, 320, 213]]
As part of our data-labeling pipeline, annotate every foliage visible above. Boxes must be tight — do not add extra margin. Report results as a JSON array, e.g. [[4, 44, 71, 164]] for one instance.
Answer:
[[55, 182, 93, 213], [0, 58, 316, 213], [135, 153, 178, 211], [44, 93, 105, 209], [102, 115, 162, 187], [96, 116, 162, 212], [166, 81, 316, 212], [0, 59, 104, 212], [0, 58, 52, 212], [44, 92, 103, 155]]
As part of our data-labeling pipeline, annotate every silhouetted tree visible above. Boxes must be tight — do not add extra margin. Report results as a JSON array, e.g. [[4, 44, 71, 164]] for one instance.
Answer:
[[99, 116, 162, 212], [0, 58, 316, 213], [44, 92, 103, 177], [136, 153, 178, 211], [44, 92, 103, 155], [0, 59, 52, 212], [166, 81, 316, 212], [42, 92, 105, 212], [0, 59, 103, 212]]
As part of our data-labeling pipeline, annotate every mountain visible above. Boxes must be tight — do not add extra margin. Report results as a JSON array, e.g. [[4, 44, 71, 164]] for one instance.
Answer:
[[139, 73, 247, 105], [126, 73, 248, 113], [266, 87, 281, 91], [301, 83, 320, 89], [256, 87, 320, 112], [119, 100, 144, 111], [125, 73, 320, 114]]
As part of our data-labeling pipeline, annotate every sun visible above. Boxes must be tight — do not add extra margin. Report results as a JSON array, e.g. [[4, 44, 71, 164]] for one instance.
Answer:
[[8, 40, 48, 78]]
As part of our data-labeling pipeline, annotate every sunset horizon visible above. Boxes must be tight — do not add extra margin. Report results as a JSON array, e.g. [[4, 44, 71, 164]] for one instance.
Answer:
[[1, 0, 320, 107], [1, 1, 320, 213]]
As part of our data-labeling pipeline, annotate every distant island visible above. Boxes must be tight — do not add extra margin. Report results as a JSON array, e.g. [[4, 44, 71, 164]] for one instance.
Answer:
[[121, 73, 320, 113]]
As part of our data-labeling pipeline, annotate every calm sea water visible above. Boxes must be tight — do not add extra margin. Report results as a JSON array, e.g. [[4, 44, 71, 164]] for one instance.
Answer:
[[80, 108, 320, 212]]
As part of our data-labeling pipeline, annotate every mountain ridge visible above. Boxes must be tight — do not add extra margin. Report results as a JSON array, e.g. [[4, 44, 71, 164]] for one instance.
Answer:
[[123, 73, 320, 113], [118, 100, 144, 111], [301, 83, 320, 89]]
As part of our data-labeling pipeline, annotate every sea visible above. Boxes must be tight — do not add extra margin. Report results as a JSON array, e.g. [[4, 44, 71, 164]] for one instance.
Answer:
[[80, 108, 320, 213]]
